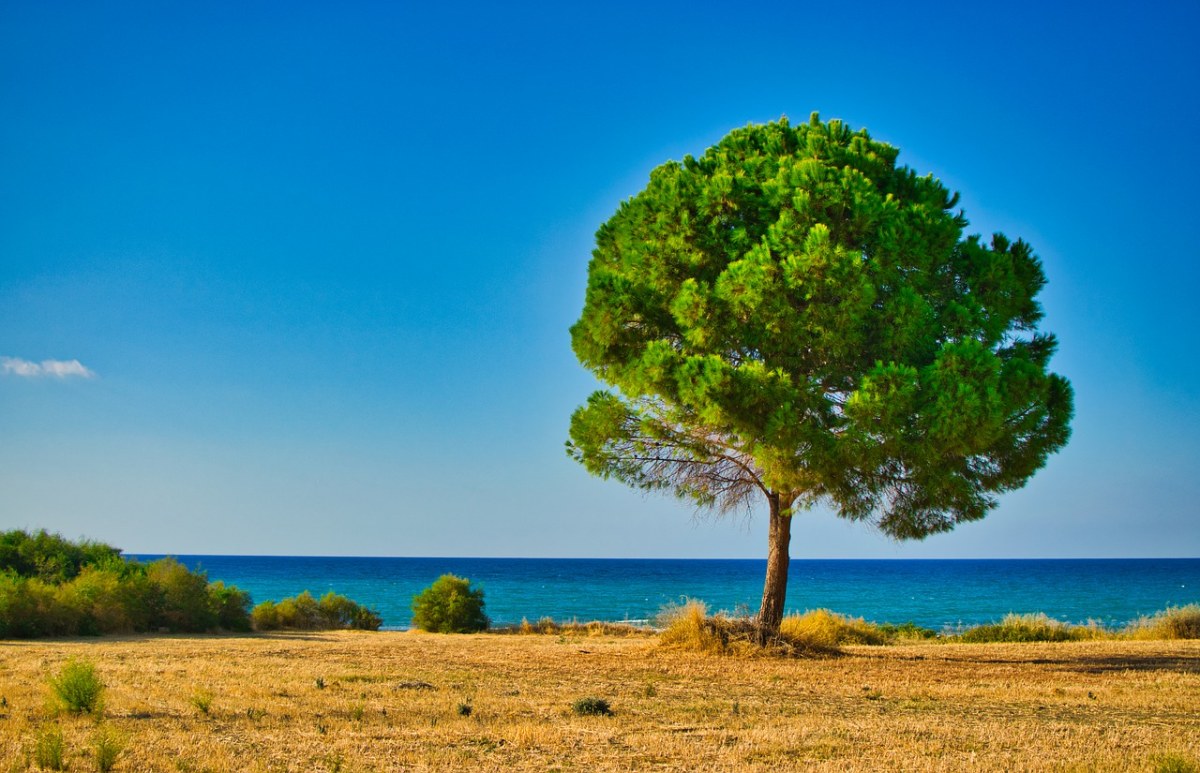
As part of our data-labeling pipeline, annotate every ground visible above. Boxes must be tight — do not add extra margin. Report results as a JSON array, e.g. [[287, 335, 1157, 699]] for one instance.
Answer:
[[0, 632, 1196, 771]]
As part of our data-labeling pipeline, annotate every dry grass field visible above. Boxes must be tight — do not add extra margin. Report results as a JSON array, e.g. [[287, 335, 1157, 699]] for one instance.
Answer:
[[1, 631, 1197, 771]]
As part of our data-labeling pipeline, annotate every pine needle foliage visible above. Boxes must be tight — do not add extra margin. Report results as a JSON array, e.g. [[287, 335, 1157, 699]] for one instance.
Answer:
[[568, 114, 1073, 632]]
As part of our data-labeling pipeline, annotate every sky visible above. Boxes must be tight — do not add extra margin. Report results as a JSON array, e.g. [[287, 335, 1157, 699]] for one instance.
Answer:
[[1, 1, 1197, 559]]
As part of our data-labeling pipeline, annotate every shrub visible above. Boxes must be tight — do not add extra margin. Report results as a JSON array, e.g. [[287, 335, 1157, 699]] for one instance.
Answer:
[[780, 609, 888, 646], [958, 613, 1099, 643], [317, 591, 383, 630], [0, 535, 251, 639], [411, 575, 488, 633], [572, 696, 612, 716], [189, 688, 214, 715], [1152, 752, 1199, 773], [0, 529, 122, 584], [1125, 605, 1200, 640], [34, 724, 66, 770], [276, 590, 323, 630], [93, 725, 125, 772], [49, 658, 106, 715], [209, 581, 253, 632], [252, 591, 382, 631], [1, 574, 75, 638], [148, 558, 218, 632], [251, 599, 281, 630]]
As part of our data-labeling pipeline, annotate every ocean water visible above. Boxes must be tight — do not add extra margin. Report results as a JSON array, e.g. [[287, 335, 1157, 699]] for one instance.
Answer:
[[133, 556, 1200, 632]]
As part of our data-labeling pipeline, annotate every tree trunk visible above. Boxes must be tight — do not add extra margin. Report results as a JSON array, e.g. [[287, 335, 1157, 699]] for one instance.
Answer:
[[756, 491, 791, 638]]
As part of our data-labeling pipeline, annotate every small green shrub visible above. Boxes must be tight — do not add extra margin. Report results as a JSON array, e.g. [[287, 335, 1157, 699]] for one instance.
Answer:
[[1151, 752, 1199, 773], [411, 575, 488, 633], [148, 558, 219, 632], [1126, 605, 1200, 640], [958, 613, 1099, 643], [456, 701, 473, 716], [189, 688, 213, 715], [93, 725, 125, 772], [34, 723, 66, 770], [49, 658, 105, 714], [572, 696, 612, 716]]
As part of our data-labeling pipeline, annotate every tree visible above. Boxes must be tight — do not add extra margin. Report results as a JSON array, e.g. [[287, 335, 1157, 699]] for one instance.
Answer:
[[567, 114, 1073, 636]]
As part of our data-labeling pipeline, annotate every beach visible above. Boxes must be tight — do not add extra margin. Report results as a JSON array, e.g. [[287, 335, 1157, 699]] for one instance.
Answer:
[[1, 631, 1196, 771]]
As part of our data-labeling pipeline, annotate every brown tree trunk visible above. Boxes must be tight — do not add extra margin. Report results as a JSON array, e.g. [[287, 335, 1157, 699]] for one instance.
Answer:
[[756, 491, 791, 638]]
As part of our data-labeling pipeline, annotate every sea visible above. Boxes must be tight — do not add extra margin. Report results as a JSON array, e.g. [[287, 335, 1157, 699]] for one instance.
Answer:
[[131, 556, 1199, 633]]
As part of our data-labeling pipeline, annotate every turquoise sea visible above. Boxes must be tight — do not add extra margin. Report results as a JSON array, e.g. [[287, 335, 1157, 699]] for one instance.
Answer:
[[134, 556, 1199, 632]]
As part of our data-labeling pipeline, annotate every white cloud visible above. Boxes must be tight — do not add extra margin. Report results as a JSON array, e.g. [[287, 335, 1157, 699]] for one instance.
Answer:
[[1, 356, 96, 379]]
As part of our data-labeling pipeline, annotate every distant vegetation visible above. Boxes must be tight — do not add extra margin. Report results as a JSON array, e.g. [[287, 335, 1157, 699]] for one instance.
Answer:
[[252, 590, 381, 631], [0, 529, 381, 638], [0, 529, 252, 637], [411, 574, 489, 633]]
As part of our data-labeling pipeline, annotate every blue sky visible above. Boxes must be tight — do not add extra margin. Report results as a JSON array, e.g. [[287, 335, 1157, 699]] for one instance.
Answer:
[[2, 1, 1197, 558]]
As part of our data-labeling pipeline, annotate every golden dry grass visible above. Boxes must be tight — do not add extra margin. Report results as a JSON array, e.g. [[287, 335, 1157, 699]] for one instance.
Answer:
[[0, 631, 1197, 771]]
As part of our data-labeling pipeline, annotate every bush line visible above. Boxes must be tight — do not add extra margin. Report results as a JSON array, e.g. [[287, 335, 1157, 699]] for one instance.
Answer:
[[1, 530, 380, 638]]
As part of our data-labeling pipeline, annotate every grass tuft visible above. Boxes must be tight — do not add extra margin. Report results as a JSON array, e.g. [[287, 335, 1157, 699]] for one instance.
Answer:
[[572, 696, 612, 716], [657, 599, 839, 657], [1125, 605, 1200, 640], [957, 613, 1102, 643], [93, 725, 125, 773], [501, 618, 652, 637], [780, 609, 888, 646], [34, 724, 66, 770], [1151, 752, 1199, 773], [189, 687, 214, 715], [48, 658, 105, 714]]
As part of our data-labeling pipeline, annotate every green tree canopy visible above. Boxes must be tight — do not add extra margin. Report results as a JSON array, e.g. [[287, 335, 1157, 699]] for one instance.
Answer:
[[568, 114, 1073, 634]]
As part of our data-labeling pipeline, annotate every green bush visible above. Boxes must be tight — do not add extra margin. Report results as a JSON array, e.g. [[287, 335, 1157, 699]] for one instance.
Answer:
[[93, 725, 125, 772], [1, 529, 121, 584], [0, 574, 73, 638], [317, 591, 383, 630], [572, 696, 613, 716], [411, 574, 488, 633], [209, 581, 253, 632], [34, 724, 66, 770], [49, 658, 105, 714], [0, 531, 252, 639], [251, 591, 381, 631], [148, 558, 218, 632]]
